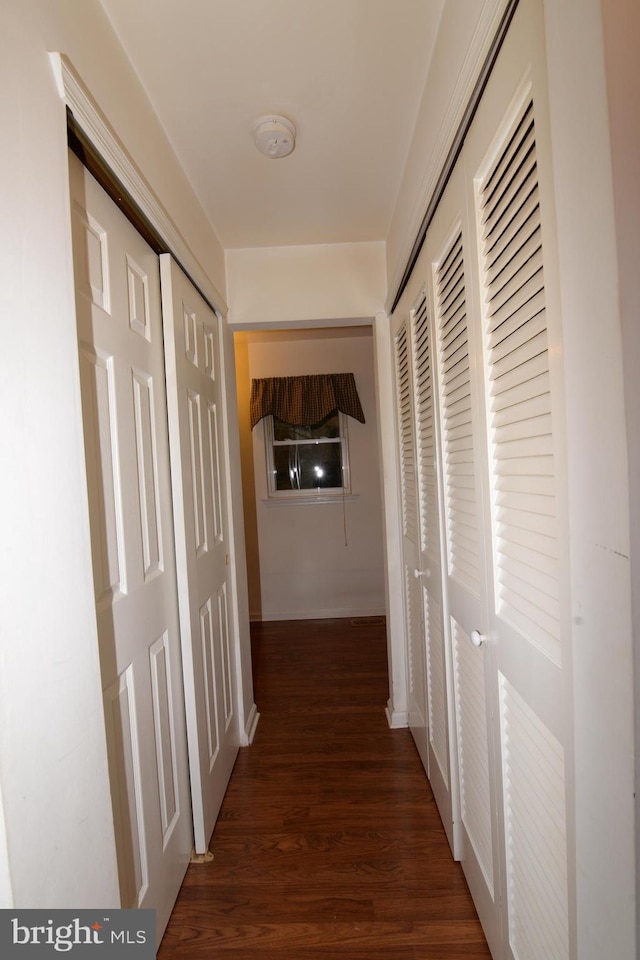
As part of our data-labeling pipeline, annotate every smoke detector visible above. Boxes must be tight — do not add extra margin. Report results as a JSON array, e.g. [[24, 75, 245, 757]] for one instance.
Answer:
[[253, 115, 296, 159]]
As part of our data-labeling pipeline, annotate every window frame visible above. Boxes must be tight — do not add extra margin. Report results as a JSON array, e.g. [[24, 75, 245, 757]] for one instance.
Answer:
[[263, 412, 352, 501]]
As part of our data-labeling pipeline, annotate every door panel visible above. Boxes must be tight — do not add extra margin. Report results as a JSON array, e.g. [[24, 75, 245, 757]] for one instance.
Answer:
[[160, 255, 239, 854], [426, 170, 501, 955], [70, 153, 192, 941], [410, 292, 456, 852], [464, 17, 570, 954], [394, 323, 429, 770]]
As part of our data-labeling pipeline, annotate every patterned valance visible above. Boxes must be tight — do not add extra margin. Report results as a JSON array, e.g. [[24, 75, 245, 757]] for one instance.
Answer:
[[250, 373, 365, 429]]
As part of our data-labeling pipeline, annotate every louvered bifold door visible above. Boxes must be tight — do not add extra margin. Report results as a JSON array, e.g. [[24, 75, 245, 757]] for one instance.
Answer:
[[394, 322, 429, 771], [426, 158, 501, 957], [410, 292, 456, 852], [464, 2, 571, 954]]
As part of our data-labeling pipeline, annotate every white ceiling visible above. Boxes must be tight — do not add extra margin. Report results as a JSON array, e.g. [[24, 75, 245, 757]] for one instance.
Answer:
[[99, 0, 445, 249]]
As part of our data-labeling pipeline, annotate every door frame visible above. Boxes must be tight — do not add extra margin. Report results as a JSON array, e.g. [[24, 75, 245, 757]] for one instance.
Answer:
[[229, 314, 408, 730]]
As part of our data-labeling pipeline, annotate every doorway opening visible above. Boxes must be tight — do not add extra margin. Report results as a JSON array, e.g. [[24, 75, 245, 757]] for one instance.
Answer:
[[233, 325, 387, 626]]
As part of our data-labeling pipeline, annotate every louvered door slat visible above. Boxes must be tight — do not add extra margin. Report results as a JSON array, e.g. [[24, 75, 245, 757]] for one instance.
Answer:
[[483, 134, 536, 234], [497, 506, 556, 539], [500, 676, 569, 960], [490, 333, 548, 390], [395, 326, 417, 538], [486, 192, 540, 278], [491, 370, 550, 411], [412, 294, 439, 559], [486, 267, 545, 334], [493, 391, 551, 428], [485, 221, 541, 290], [487, 244, 542, 312], [483, 107, 534, 210], [452, 620, 494, 892], [489, 311, 547, 369], [497, 555, 559, 602], [441, 270, 465, 315], [476, 94, 562, 659], [441, 305, 467, 344], [494, 434, 553, 463], [496, 489, 554, 516], [496, 472, 554, 495], [483, 128, 535, 228], [490, 356, 549, 405], [483, 152, 537, 243], [499, 538, 557, 576], [494, 412, 552, 447]]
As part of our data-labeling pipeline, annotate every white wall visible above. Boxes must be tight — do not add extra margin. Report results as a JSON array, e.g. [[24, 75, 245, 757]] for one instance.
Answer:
[[226, 241, 386, 325], [0, 0, 229, 908], [542, 1, 635, 955], [599, 0, 640, 946], [243, 330, 386, 621]]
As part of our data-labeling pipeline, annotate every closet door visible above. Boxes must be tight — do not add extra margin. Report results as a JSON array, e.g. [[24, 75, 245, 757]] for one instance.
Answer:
[[410, 291, 457, 853], [160, 255, 239, 854], [70, 153, 192, 941], [427, 160, 502, 956], [394, 322, 429, 770], [463, 1, 571, 955]]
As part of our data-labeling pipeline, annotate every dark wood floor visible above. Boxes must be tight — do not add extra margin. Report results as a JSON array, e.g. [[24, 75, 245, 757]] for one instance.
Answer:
[[159, 618, 491, 959]]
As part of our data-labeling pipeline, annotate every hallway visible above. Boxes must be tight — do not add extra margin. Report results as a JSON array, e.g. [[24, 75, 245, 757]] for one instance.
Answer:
[[158, 618, 491, 959]]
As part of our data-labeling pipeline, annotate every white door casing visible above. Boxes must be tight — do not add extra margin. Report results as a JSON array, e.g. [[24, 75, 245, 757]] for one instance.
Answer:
[[69, 152, 192, 941], [160, 254, 239, 855]]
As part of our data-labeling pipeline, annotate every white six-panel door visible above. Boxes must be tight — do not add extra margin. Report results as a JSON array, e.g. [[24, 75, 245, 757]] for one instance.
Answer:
[[392, 0, 572, 956], [69, 153, 192, 941], [160, 255, 239, 855]]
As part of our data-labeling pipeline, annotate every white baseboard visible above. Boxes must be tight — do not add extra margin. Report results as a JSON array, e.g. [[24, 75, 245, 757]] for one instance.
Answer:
[[240, 703, 260, 745], [251, 607, 387, 622], [385, 699, 408, 729]]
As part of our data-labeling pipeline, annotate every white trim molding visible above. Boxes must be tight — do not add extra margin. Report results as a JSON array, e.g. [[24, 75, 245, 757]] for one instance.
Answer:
[[49, 52, 227, 317], [385, 700, 408, 729], [385, 0, 511, 313], [241, 703, 260, 746]]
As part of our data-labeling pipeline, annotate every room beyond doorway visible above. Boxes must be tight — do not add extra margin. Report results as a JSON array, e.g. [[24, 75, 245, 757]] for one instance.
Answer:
[[234, 327, 387, 624]]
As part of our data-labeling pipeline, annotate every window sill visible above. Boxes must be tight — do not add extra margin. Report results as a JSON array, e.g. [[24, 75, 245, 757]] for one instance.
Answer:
[[263, 493, 360, 506]]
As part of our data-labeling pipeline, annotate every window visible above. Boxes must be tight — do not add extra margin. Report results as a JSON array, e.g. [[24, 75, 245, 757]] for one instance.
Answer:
[[265, 412, 350, 498]]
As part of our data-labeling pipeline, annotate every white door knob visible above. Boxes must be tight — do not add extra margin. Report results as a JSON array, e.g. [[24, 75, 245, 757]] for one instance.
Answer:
[[413, 568, 431, 579], [470, 629, 485, 647]]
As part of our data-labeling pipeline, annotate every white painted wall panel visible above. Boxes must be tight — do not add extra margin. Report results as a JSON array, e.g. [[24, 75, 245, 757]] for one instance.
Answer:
[[226, 242, 386, 326]]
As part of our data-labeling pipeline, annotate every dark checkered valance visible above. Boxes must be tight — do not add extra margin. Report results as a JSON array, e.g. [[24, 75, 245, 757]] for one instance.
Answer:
[[250, 373, 365, 429]]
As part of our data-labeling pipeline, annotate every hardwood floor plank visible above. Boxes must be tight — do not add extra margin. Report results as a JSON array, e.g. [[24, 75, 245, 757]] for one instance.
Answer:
[[158, 618, 491, 959]]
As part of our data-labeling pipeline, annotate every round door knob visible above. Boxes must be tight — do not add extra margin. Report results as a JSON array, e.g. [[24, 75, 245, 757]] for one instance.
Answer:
[[470, 629, 485, 647], [413, 568, 431, 579]]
